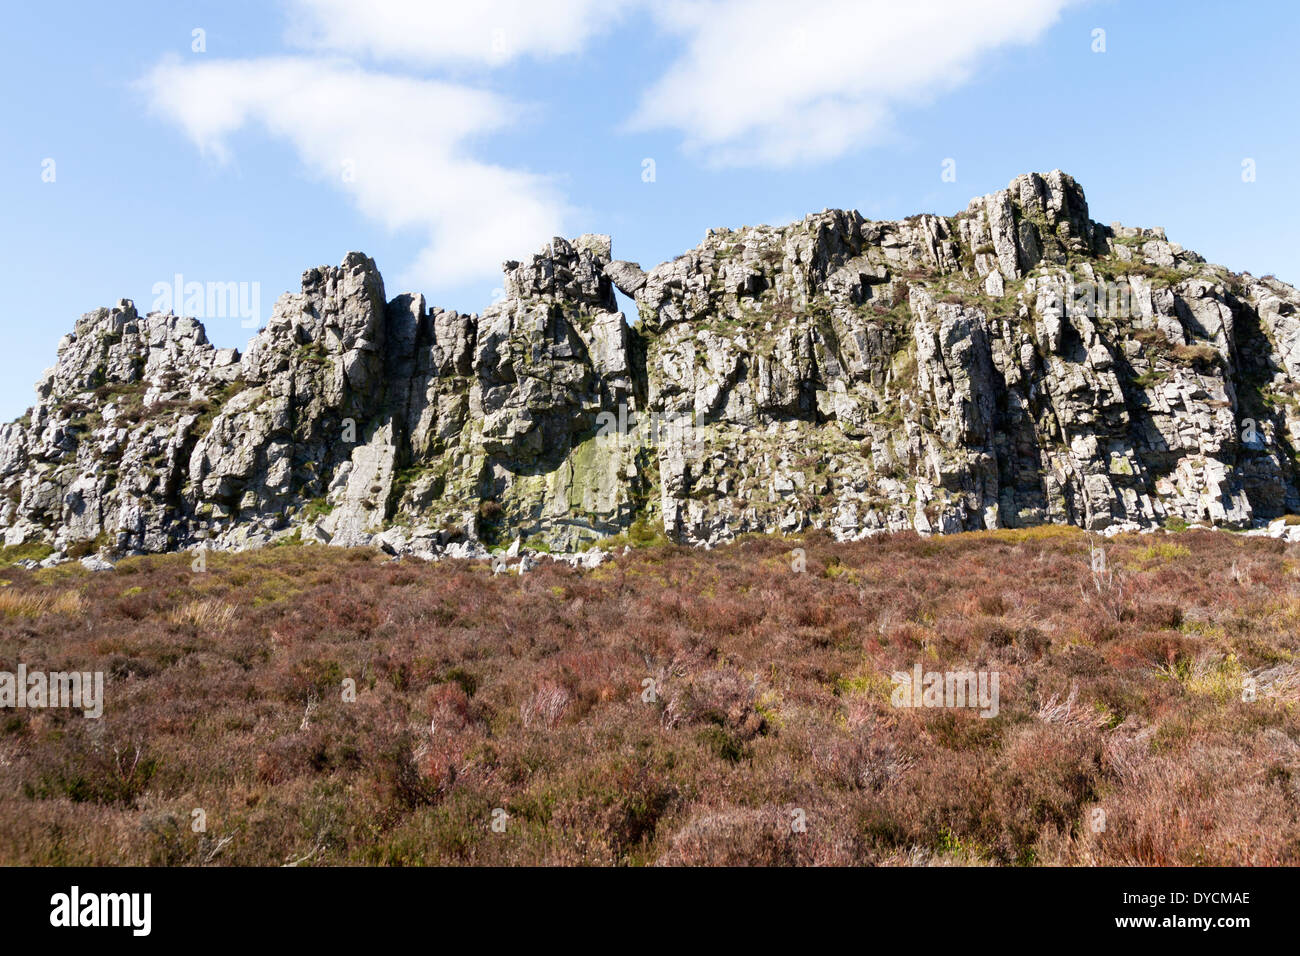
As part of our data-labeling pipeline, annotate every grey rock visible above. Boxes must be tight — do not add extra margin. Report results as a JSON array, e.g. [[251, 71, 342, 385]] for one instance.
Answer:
[[3, 171, 1300, 562], [605, 260, 648, 296]]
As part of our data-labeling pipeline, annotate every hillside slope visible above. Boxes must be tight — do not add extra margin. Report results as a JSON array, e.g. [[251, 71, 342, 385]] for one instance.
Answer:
[[2, 529, 1298, 865]]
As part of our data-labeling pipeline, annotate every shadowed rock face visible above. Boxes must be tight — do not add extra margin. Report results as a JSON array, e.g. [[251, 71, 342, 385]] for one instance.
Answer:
[[5, 170, 1300, 558]]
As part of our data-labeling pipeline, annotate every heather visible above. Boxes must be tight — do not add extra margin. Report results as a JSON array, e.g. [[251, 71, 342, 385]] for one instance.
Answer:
[[1, 527, 1298, 866]]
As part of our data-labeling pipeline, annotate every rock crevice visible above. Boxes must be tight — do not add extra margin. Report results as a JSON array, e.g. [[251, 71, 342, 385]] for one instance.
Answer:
[[5, 170, 1300, 558]]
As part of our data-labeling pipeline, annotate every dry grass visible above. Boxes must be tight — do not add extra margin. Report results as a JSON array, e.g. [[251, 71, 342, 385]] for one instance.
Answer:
[[0, 588, 84, 618], [167, 599, 237, 633], [1, 527, 1298, 866]]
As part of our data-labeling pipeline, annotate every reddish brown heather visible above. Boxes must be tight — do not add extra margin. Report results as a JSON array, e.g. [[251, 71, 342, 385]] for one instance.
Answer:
[[1, 526, 1299, 866]]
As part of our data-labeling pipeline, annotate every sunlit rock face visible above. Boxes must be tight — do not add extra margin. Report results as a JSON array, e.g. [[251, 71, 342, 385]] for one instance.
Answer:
[[5, 171, 1300, 559]]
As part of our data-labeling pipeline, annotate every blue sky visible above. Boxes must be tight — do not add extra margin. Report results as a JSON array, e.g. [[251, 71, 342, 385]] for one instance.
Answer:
[[2, 0, 1298, 421]]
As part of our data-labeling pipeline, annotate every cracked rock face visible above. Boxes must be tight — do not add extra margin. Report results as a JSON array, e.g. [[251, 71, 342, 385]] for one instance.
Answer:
[[4, 170, 1300, 557]]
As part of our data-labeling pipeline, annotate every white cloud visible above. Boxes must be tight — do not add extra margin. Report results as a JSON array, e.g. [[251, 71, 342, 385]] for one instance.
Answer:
[[139, 1, 1078, 295], [284, 0, 632, 67], [628, 0, 1078, 166], [141, 56, 568, 290]]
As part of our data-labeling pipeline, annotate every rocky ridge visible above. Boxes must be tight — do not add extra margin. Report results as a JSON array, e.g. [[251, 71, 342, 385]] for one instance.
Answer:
[[5, 170, 1300, 567]]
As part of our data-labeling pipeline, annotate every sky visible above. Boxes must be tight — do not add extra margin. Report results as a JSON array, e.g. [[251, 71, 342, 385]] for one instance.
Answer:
[[2, 0, 1298, 421]]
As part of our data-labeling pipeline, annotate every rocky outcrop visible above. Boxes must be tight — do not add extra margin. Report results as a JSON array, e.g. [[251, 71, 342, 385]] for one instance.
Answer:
[[4, 170, 1300, 559]]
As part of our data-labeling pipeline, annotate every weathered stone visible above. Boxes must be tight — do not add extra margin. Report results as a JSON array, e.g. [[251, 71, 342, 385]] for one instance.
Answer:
[[3, 170, 1299, 559]]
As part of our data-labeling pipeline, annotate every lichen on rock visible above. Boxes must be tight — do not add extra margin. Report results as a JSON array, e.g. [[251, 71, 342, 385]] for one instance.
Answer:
[[4, 171, 1300, 561]]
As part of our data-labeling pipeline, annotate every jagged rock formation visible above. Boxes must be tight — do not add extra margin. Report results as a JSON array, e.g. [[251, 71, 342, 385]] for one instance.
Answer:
[[4, 171, 1300, 562]]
